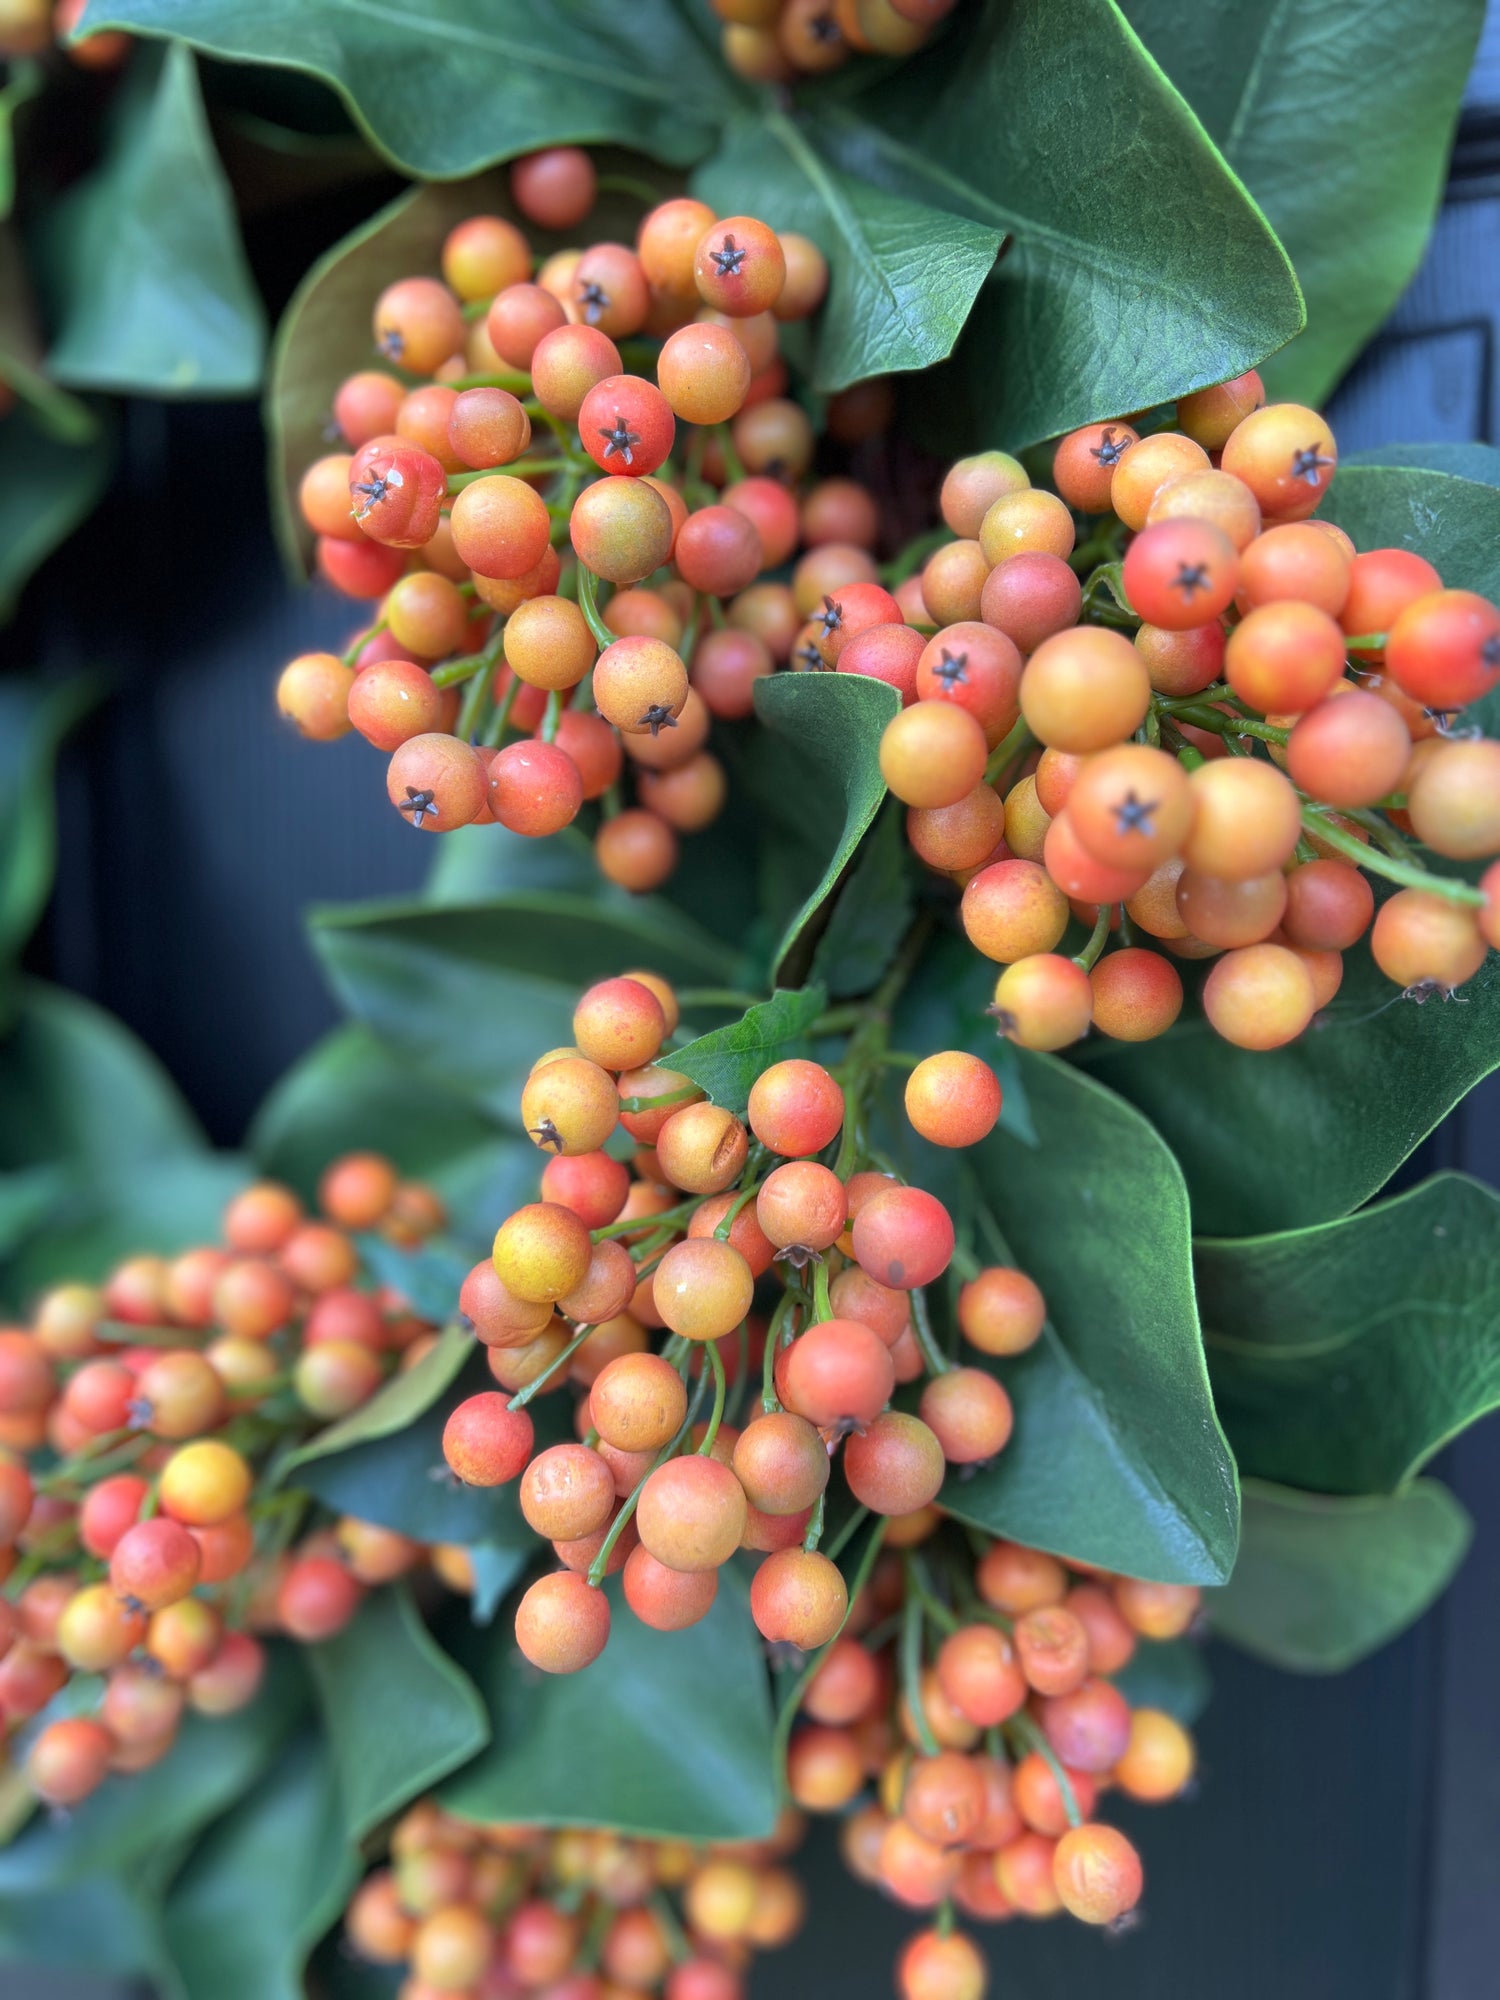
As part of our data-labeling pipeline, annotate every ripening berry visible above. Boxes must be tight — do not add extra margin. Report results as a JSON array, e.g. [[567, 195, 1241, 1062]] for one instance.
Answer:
[[756, 1160, 847, 1252], [840, 622, 925, 703], [1116, 1706, 1196, 1801], [652, 1238, 755, 1342], [573, 975, 668, 1071], [1282, 859, 1375, 951], [694, 216, 785, 316], [78, 1472, 145, 1558], [675, 504, 764, 597], [920, 1367, 1013, 1464], [941, 450, 1030, 537], [347, 658, 455, 752], [844, 1411, 946, 1514], [332, 370, 404, 449], [637, 1454, 748, 1572], [980, 551, 1083, 658], [514, 1569, 611, 1674], [1043, 808, 1150, 905], [1135, 619, 1225, 698], [1110, 431, 1210, 531], [1340, 546, 1444, 656], [571, 241, 650, 339], [511, 145, 596, 228], [443, 1393, 535, 1487], [1220, 402, 1337, 519], [746, 1059, 844, 1157], [978, 488, 1075, 565], [131, 1350, 225, 1439], [655, 1101, 749, 1193], [1089, 947, 1183, 1040], [28, 1717, 115, 1808], [597, 809, 679, 891], [751, 1547, 849, 1649], [372, 276, 464, 375], [348, 436, 447, 548], [520, 1442, 616, 1542], [1225, 600, 1347, 714], [915, 622, 1023, 738], [159, 1439, 252, 1527], [449, 473, 551, 581], [441, 211, 530, 300], [850, 1186, 954, 1291], [58, 1584, 146, 1672], [385, 733, 488, 834], [558, 1237, 637, 1323], [277, 652, 354, 741], [904, 1052, 1002, 1148], [775, 230, 828, 320], [990, 954, 1094, 1051], [493, 1201, 595, 1305], [881, 702, 990, 809], [294, 1340, 384, 1418], [447, 384, 532, 470], [486, 281, 567, 371], [1052, 1822, 1144, 1924], [1285, 688, 1412, 809], [957, 1267, 1045, 1357], [1145, 467, 1262, 551], [1370, 890, 1487, 992], [919, 540, 988, 624], [1407, 740, 1500, 859], [1384, 588, 1500, 711], [1121, 518, 1238, 628], [1182, 757, 1302, 880], [1176, 867, 1287, 948], [1020, 626, 1151, 753], [1112, 1576, 1201, 1638], [779, 1318, 895, 1427], [488, 741, 585, 838], [1052, 422, 1138, 514], [937, 1623, 1027, 1729], [961, 858, 1069, 963], [623, 1544, 719, 1632], [318, 532, 405, 598], [879, 1815, 963, 1907], [110, 1516, 201, 1612], [1177, 369, 1265, 448], [459, 1258, 553, 1344], [1013, 1602, 1091, 1697], [896, 1926, 987, 2000], [590, 1352, 689, 1453], [1202, 942, 1318, 1048], [1067, 743, 1193, 871], [731, 1410, 830, 1515], [1239, 519, 1351, 615]]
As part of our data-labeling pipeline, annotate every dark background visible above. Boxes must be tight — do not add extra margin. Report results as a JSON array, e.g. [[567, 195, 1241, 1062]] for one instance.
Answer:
[[10, 16, 1500, 1998]]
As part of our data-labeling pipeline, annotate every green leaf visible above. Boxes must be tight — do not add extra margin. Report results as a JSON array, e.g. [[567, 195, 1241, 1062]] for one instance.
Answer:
[[279, 1328, 562, 1547], [1118, 0, 1483, 406], [1318, 464, 1500, 601], [892, 939, 1238, 1584], [1210, 1479, 1471, 1674], [1345, 441, 1500, 488], [355, 1233, 473, 1325], [815, 0, 1303, 447], [1078, 947, 1500, 1236], [163, 1732, 357, 2000], [747, 672, 898, 988], [0, 1647, 306, 1892], [809, 803, 914, 1002], [80, 0, 736, 179], [0, 61, 43, 222], [0, 227, 99, 444], [694, 114, 1000, 391], [42, 43, 265, 396], [0, 408, 112, 620], [264, 166, 675, 571], [0, 676, 100, 972], [672, 985, 828, 1115], [310, 1587, 489, 1845], [1109, 1639, 1211, 1725], [249, 1024, 535, 1255], [1198, 1173, 1500, 1494], [308, 891, 739, 1118], [0, 1871, 169, 1984], [439, 1571, 777, 1842]]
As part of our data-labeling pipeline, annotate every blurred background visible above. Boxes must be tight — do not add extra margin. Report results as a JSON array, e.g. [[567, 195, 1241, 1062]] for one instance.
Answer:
[[4, 8, 1500, 1998]]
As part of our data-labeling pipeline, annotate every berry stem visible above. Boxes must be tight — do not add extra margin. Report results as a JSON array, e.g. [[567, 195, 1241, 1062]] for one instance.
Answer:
[[1005, 1709, 1084, 1829], [802, 1491, 826, 1553], [675, 987, 769, 1009], [444, 369, 533, 394], [1164, 700, 1290, 747], [713, 1175, 765, 1243], [445, 457, 569, 493], [1071, 902, 1112, 972], [908, 1286, 952, 1377], [712, 422, 747, 485], [950, 1241, 982, 1283], [822, 1504, 871, 1565], [593, 172, 664, 203], [696, 1337, 729, 1456], [617, 1081, 701, 1115], [1300, 807, 1485, 904], [1343, 632, 1389, 650], [1341, 803, 1420, 864], [762, 1292, 797, 1414], [811, 1257, 835, 1324], [984, 716, 1034, 787], [587, 1366, 712, 1588], [507, 1323, 595, 1411], [770, 1517, 890, 1790], [901, 1559, 942, 1757], [882, 525, 952, 587], [540, 688, 563, 745], [575, 562, 616, 651], [457, 633, 503, 741], [647, 1891, 693, 1966], [592, 1198, 698, 1240], [341, 617, 387, 667]]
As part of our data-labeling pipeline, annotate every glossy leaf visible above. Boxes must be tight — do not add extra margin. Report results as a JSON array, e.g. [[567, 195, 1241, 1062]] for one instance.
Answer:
[[1110, 1639, 1211, 1726], [694, 115, 1000, 391], [1119, 0, 1484, 404], [279, 1329, 563, 1547], [748, 672, 898, 988], [250, 1024, 536, 1254], [0, 227, 98, 444], [1198, 1174, 1500, 1494], [891, 940, 1238, 1584], [79, 0, 736, 179], [1344, 441, 1500, 487], [440, 1571, 777, 1841], [0, 1872, 168, 1984], [0, 676, 100, 972], [1210, 1479, 1471, 1674], [43, 44, 265, 395], [310, 1587, 489, 1844], [163, 1732, 356, 2000], [308, 891, 739, 1117], [809, 803, 914, 1001], [355, 1233, 473, 1326], [1318, 464, 1500, 599], [672, 985, 828, 1115], [817, 0, 1303, 448], [0, 1647, 305, 1892], [0, 407, 112, 620]]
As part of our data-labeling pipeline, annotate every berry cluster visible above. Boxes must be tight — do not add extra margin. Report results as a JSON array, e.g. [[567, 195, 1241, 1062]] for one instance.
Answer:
[[343, 1796, 806, 2000], [0, 1154, 452, 1809], [438, 968, 1034, 1677], [879, 378, 1500, 1052], [712, 0, 958, 81], [798, 1530, 1198, 1998], [277, 171, 843, 893]]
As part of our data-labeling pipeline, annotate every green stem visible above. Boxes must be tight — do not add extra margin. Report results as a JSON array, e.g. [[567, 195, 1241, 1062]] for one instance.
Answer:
[[457, 646, 496, 742], [540, 688, 562, 745], [616, 1081, 701, 1115], [446, 369, 533, 394], [696, 1338, 728, 1456], [594, 172, 663, 203], [592, 1198, 698, 1241], [675, 987, 768, 1010], [648, 1891, 693, 1966], [950, 1242, 982, 1283], [445, 457, 568, 492], [1170, 701, 1289, 747], [1006, 1710, 1083, 1829], [811, 1258, 835, 1324], [713, 1176, 764, 1242], [342, 617, 387, 667], [575, 563, 615, 650], [1072, 903, 1112, 971], [822, 1505, 871, 1566], [762, 1292, 797, 1414], [984, 716, 1034, 787], [1341, 804, 1420, 865], [1343, 632, 1389, 651], [587, 1367, 710, 1587], [508, 1323, 595, 1409], [803, 1492, 826, 1553], [882, 524, 952, 586], [908, 1287, 952, 1377], [713, 423, 747, 485], [1301, 807, 1484, 904], [901, 1562, 941, 1757]]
